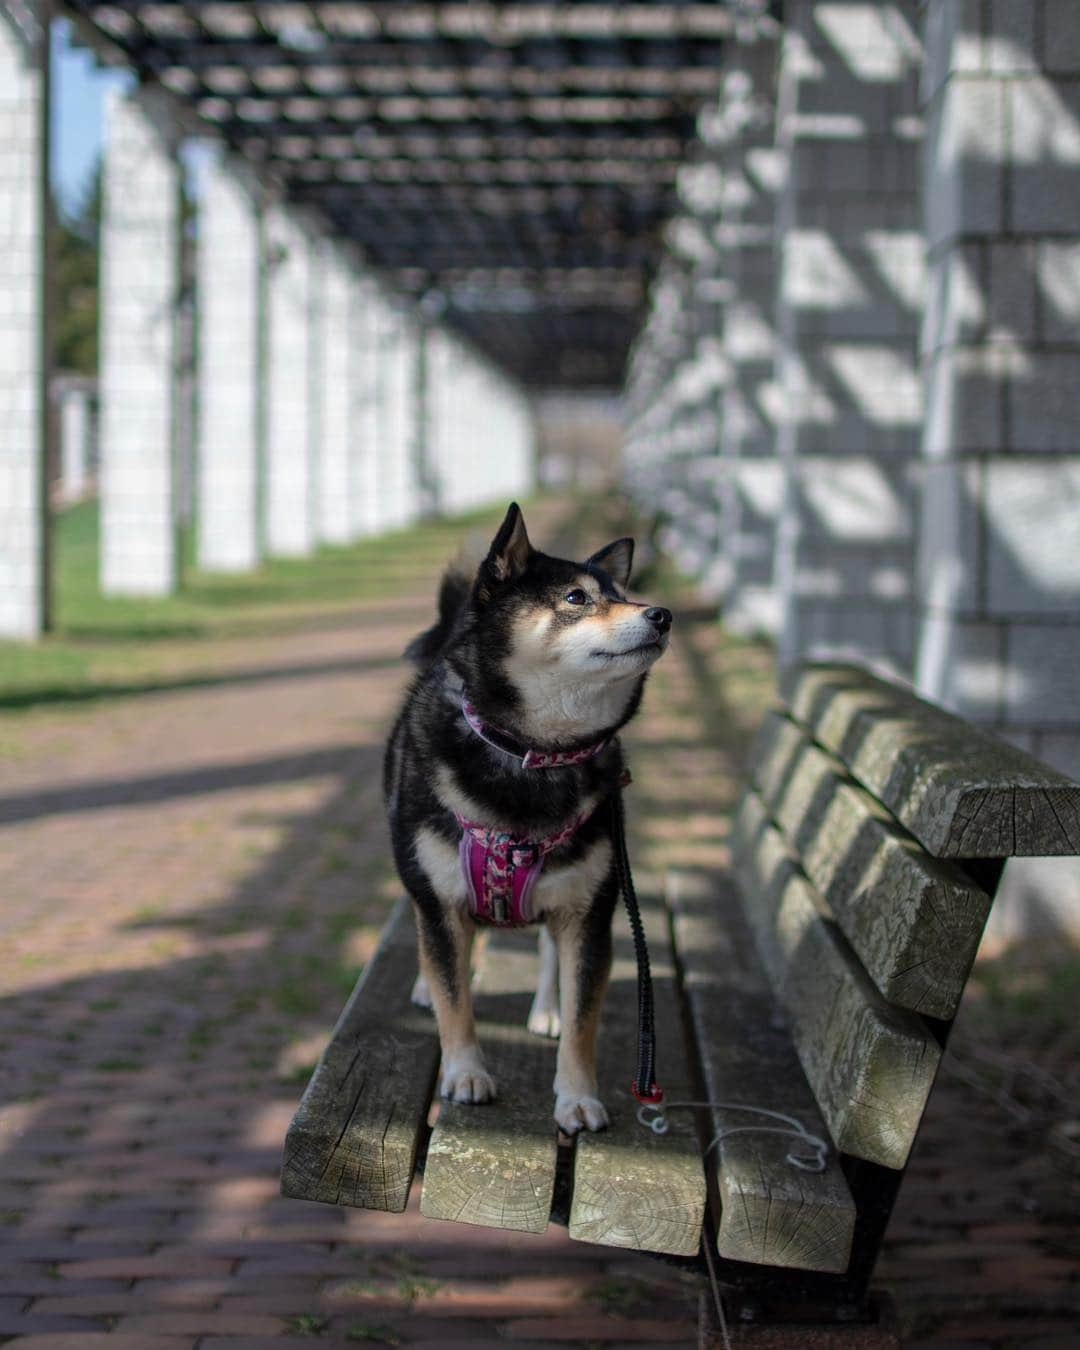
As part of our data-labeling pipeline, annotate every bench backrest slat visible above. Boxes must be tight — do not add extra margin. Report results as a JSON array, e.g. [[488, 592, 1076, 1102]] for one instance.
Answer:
[[781, 664, 1080, 858], [731, 790, 942, 1170], [749, 710, 993, 1019]]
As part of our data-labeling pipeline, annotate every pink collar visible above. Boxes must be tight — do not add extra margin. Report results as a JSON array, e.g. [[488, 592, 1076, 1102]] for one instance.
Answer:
[[461, 697, 609, 770]]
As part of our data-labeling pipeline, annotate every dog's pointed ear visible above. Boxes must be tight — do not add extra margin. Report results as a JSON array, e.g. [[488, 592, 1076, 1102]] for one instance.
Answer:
[[477, 502, 532, 601], [587, 537, 634, 590]]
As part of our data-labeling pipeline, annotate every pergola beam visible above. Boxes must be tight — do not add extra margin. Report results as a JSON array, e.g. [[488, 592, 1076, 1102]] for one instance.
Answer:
[[83, 3, 733, 44], [70, 0, 730, 387]]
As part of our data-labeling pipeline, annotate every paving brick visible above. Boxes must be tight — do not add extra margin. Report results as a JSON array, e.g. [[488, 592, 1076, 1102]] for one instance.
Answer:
[[53, 1254, 235, 1281], [0, 1312, 110, 1336], [113, 1310, 286, 1335], [502, 1315, 697, 1342], [1, 1338, 196, 1350]]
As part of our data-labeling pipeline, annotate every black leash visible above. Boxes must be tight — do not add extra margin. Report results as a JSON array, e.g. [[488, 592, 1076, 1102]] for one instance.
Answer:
[[610, 785, 663, 1106]]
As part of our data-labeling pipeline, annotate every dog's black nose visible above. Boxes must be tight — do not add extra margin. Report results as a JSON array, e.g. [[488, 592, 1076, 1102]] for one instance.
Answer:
[[644, 607, 672, 633]]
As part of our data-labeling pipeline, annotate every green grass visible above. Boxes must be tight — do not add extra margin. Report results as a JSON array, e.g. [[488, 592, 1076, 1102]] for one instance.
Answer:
[[0, 497, 516, 708]]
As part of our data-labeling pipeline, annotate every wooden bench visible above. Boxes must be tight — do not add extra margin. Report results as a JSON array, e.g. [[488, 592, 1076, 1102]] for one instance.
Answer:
[[281, 661, 1080, 1337]]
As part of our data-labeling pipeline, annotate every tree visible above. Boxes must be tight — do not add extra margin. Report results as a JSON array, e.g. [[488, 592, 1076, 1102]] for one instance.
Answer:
[[52, 162, 100, 376]]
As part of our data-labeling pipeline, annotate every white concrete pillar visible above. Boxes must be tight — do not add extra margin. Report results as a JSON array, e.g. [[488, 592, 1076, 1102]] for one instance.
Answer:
[[317, 243, 352, 545], [56, 379, 95, 503], [380, 307, 420, 530], [349, 278, 382, 539], [773, 1, 923, 674], [917, 0, 1080, 946], [717, 29, 784, 637], [917, 3, 1080, 756], [264, 205, 318, 557], [99, 86, 181, 596], [0, 2, 48, 637], [196, 148, 263, 572]]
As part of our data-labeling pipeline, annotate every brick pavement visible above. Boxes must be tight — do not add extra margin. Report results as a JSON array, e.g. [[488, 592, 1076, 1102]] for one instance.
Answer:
[[1, 505, 1077, 1348]]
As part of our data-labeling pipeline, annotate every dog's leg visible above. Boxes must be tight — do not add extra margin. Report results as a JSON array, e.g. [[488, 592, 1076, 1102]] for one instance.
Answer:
[[415, 904, 495, 1104], [549, 907, 612, 1134], [527, 924, 561, 1038]]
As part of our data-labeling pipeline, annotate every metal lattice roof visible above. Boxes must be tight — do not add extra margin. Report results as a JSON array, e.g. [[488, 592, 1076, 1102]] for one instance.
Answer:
[[69, 2, 733, 388]]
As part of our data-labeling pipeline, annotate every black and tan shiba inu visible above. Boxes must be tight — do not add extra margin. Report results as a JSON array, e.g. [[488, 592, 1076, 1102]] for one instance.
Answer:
[[383, 504, 671, 1134]]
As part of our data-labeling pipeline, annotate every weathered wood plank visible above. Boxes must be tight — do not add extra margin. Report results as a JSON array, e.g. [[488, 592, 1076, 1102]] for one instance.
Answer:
[[569, 902, 706, 1257], [749, 710, 993, 1019], [781, 663, 1080, 858], [420, 926, 559, 1233], [731, 791, 942, 1170], [667, 869, 856, 1273], [281, 896, 439, 1210]]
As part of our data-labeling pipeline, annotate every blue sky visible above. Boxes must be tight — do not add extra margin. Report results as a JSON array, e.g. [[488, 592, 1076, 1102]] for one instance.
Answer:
[[51, 20, 131, 217]]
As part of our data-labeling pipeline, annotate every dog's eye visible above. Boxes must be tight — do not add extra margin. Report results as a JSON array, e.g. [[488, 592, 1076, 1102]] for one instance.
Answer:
[[564, 589, 590, 606]]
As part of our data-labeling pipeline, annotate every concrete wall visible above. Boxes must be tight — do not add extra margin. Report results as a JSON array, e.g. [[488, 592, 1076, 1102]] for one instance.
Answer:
[[916, 0, 1080, 942], [623, 0, 1080, 940]]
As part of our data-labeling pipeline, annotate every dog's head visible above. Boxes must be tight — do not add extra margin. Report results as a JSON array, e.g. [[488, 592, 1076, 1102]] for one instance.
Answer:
[[472, 503, 672, 687]]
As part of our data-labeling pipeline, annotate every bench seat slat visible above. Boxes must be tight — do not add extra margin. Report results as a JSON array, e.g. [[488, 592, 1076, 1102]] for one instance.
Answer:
[[569, 904, 706, 1258], [750, 710, 993, 1019], [667, 870, 856, 1274], [420, 927, 559, 1233], [781, 664, 1080, 858], [281, 896, 439, 1211], [732, 792, 942, 1170]]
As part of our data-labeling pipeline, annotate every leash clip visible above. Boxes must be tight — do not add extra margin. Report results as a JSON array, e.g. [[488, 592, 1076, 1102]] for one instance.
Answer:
[[631, 1080, 664, 1106]]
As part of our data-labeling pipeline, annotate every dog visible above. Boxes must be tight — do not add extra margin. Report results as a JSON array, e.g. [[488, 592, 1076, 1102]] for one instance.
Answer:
[[383, 503, 672, 1134]]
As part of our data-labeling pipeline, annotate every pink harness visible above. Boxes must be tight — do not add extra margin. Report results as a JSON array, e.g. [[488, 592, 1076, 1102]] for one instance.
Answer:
[[457, 698, 608, 926]]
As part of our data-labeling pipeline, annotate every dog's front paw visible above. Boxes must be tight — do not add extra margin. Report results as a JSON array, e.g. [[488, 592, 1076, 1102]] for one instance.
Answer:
[[555, 1092, 609, 1134], [410, 973, 433, 1009], [526, 998, 561, 1039], [440, 1053, 497, 1105]]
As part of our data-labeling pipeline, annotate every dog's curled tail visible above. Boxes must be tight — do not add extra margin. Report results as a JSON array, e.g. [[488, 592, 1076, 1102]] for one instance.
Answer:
[[403, 551, 476, 666]]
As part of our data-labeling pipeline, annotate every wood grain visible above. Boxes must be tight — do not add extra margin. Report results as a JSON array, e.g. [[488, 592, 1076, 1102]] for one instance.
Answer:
[[781, 663, 1080, 858], [281, 896, 439, 1211], [420, 926, 559, 1233], [569, 902, 706, 1257], [749, 710, 993, 1019], [667, 869, 855, 1273], [731, 791, 942, 1170]]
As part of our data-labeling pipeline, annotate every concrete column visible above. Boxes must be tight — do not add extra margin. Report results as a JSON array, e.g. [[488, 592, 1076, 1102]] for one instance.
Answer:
[[426, 327, 455, 512], [196, 147, 263, 572], [917, 1, 1080, 941], [773, 2, 924, 673], [0, 2, 47, 638], [99, 86, 181, 596], [349, 278, 382, 538], [716, 28, 785, 637], [380, 307, 420, 530], [56, 378, 95, 503], [318, 243, 352, 545], [264, 205, 318, 556]]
